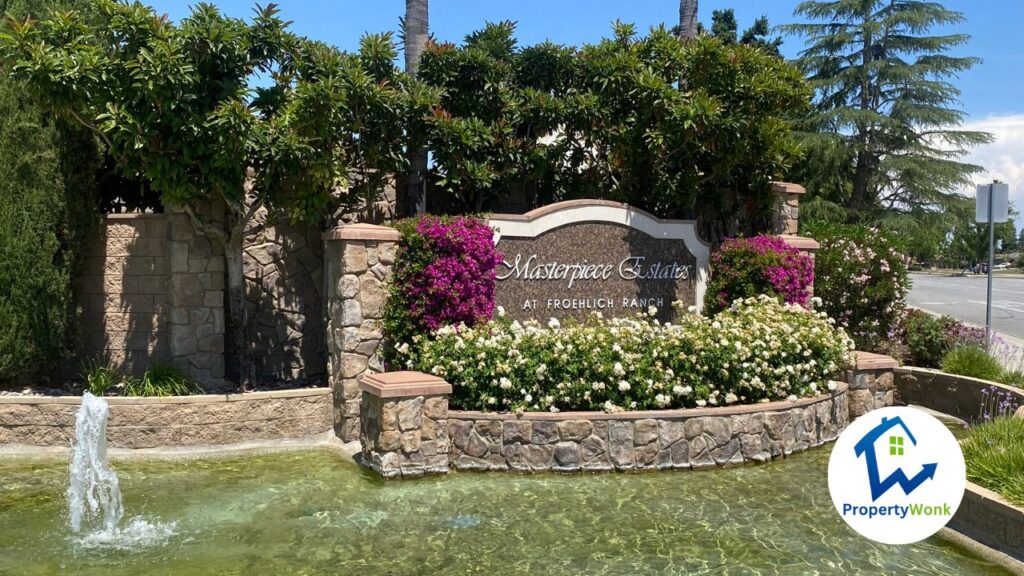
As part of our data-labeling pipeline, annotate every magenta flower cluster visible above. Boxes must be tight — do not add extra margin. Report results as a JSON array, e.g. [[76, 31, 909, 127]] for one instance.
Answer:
[[406, 217, 504, 331], [706, 235, 814, 313], [745, 235, 815, 306]]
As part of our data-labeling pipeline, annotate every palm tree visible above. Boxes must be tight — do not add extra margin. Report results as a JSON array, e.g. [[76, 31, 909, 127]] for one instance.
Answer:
[[678, 0, 698, 40], [405, 0, 429, 215]]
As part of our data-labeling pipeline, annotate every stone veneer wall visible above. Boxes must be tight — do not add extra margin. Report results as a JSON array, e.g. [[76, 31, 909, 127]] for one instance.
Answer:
[[771, 182, 804, 236], [76, 214, 171, 376], [0, 388, 331, 449], [894, 367, 1024, 422], [323, 224, 399, 441], [846, 351, 898, 418], [447, 384, 848, 473], [951, 483, 1024, 562], [74, 205, 226, 385], [243, 213, 326, 383]]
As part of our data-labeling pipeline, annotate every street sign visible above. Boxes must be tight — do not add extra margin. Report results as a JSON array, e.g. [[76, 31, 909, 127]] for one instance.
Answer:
[[977, 181, 1011, 351], [976, 183, 1009, 223]]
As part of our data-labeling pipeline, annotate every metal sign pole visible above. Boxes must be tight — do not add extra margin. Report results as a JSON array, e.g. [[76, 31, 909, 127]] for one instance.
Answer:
[[986, 182, 994, 351]]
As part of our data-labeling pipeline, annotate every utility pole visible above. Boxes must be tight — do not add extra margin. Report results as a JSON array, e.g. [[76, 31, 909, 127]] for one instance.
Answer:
[[976, 180, 1009, 351], [986, 182, 994, 350]]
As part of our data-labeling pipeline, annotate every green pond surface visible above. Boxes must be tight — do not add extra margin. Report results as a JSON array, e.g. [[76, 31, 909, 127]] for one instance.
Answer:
[[0, 447, 1010, 576]]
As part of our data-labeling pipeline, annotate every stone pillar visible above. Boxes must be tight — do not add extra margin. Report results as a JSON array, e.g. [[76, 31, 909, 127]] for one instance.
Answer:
[[323, 223, 399, 442], [167, 202, 226, 385], [770, 183, 819, 300], [358, 371, 452, 478], [846, 351, 898, 419], [771, 182, 804, 235]]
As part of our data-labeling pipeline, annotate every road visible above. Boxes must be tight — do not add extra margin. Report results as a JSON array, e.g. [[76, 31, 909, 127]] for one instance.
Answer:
[[907, 273, 1024, 339]]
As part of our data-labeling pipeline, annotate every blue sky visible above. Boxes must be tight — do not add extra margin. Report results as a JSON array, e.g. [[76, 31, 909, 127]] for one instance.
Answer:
[[147, 1, 1024, 213]]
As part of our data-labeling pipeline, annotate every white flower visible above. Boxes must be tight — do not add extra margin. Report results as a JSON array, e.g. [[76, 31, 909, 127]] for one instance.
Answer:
[[496, 306, 506, 317], [548, 317, 561, 329], [786, 395, 798, 402], [696, 399, 707, 407], [725, 392, 738, 404], [827, 381, 837, 391], [613, 362, 625, 377], [618, 380, 631, 392], [655, 394, 669, 407], [647, 305, 658, 316], [524, 393, 533, 403], [499, 377, 512, 390]]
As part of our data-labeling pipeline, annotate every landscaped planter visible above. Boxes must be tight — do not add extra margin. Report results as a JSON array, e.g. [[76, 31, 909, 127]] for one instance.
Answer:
[[0, 388, 333, 449], [894, 367, 1024, 422], [951, 482, 1024, 562], [447, 382, 849, 473]]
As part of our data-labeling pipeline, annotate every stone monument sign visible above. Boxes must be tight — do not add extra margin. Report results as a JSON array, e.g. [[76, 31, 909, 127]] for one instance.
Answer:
[[489, 200, 710, 323]]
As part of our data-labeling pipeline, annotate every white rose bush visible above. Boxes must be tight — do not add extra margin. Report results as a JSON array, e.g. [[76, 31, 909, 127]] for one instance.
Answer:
[[399, 296, 855, 412]]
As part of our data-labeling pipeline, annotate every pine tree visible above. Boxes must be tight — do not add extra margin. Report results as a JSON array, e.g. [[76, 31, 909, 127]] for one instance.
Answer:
[[702, 10, 783, 56], [784, 0, 992, 220]]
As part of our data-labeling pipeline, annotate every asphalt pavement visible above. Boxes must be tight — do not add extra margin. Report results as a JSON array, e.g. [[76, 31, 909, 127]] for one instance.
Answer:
[[907, 272, 1024, 340]]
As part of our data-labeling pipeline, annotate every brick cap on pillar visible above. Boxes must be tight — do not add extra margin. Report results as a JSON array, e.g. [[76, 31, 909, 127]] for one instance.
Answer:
[[359, 371, 452, 398], [778, 234, 820, 251], [323, 223, 400, 242], [771, 182, 807, 195], [853, 351, 899, 371]]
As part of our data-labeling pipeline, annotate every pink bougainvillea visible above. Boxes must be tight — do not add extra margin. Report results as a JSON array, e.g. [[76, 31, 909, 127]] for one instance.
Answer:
[[705, 235, 815, 314], [409, 217, 504, 330], [383, 215, 504, 363]]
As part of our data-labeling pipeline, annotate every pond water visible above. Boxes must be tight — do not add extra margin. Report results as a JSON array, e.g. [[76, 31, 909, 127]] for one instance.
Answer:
[[0, 447, 1009, 575]]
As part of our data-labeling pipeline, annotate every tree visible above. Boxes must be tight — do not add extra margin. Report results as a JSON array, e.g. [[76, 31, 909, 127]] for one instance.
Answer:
[[1, 1, 414, 384], [0, 0, 99, 386], [783, 0, 992, 219], [705, 9, 783, 56], [678, 0, 698, 40], [419, 23, 810, 238], [403, 0, 429, 215], [946, 202, 1017, 266]]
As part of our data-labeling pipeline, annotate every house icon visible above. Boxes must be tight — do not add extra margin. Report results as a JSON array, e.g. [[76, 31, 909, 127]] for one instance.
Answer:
[[854, 416, 938, 502]]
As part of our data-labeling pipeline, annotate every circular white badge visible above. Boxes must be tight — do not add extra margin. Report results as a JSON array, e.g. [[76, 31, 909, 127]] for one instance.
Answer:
[[828, 406, 965, 545]]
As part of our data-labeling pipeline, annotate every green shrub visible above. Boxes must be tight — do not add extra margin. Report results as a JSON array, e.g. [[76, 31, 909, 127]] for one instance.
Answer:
[[806, 224, 909, 351], [961, 418, 1024, 506], [123, 364, 202, 397], [0, 79, 95, 386], [940, 346, 1004, 383], [902, 310, 955, 368]]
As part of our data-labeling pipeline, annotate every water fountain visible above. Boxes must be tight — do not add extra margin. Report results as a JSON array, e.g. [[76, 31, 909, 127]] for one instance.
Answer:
[[66, 392, 174, 549], [67, 392, 124, 534]]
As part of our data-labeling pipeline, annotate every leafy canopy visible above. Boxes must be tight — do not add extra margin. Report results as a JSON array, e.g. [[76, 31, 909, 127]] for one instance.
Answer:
[[0, 1, 419, 234], [784, 0, 992, 222], [419, 21, 810, 238]]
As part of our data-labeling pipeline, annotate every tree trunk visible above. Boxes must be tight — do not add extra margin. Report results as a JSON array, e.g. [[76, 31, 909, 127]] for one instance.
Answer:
[[678, 0, 698, 40], [851, 23, 873, 213], [224, 233, 248, 388], [405, 0, 429, 216]]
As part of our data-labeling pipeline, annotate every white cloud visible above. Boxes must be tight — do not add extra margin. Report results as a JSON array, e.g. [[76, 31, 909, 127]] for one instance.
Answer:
[[958, 114, 1024, 222]]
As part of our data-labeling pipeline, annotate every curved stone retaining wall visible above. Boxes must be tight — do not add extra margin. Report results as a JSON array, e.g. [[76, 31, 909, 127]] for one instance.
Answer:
[[952, 482, 1024, 562], [0, 388, 332, 449], [447, 383, 848, 473], [895, 367, 1024, 422]]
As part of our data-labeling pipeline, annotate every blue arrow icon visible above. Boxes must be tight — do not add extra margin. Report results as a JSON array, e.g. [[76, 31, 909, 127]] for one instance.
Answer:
[[854, 416, 938, 501]]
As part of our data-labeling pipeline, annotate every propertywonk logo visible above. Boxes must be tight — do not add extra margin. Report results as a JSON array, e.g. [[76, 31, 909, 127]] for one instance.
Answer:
[[828, 406, 965, 544]]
